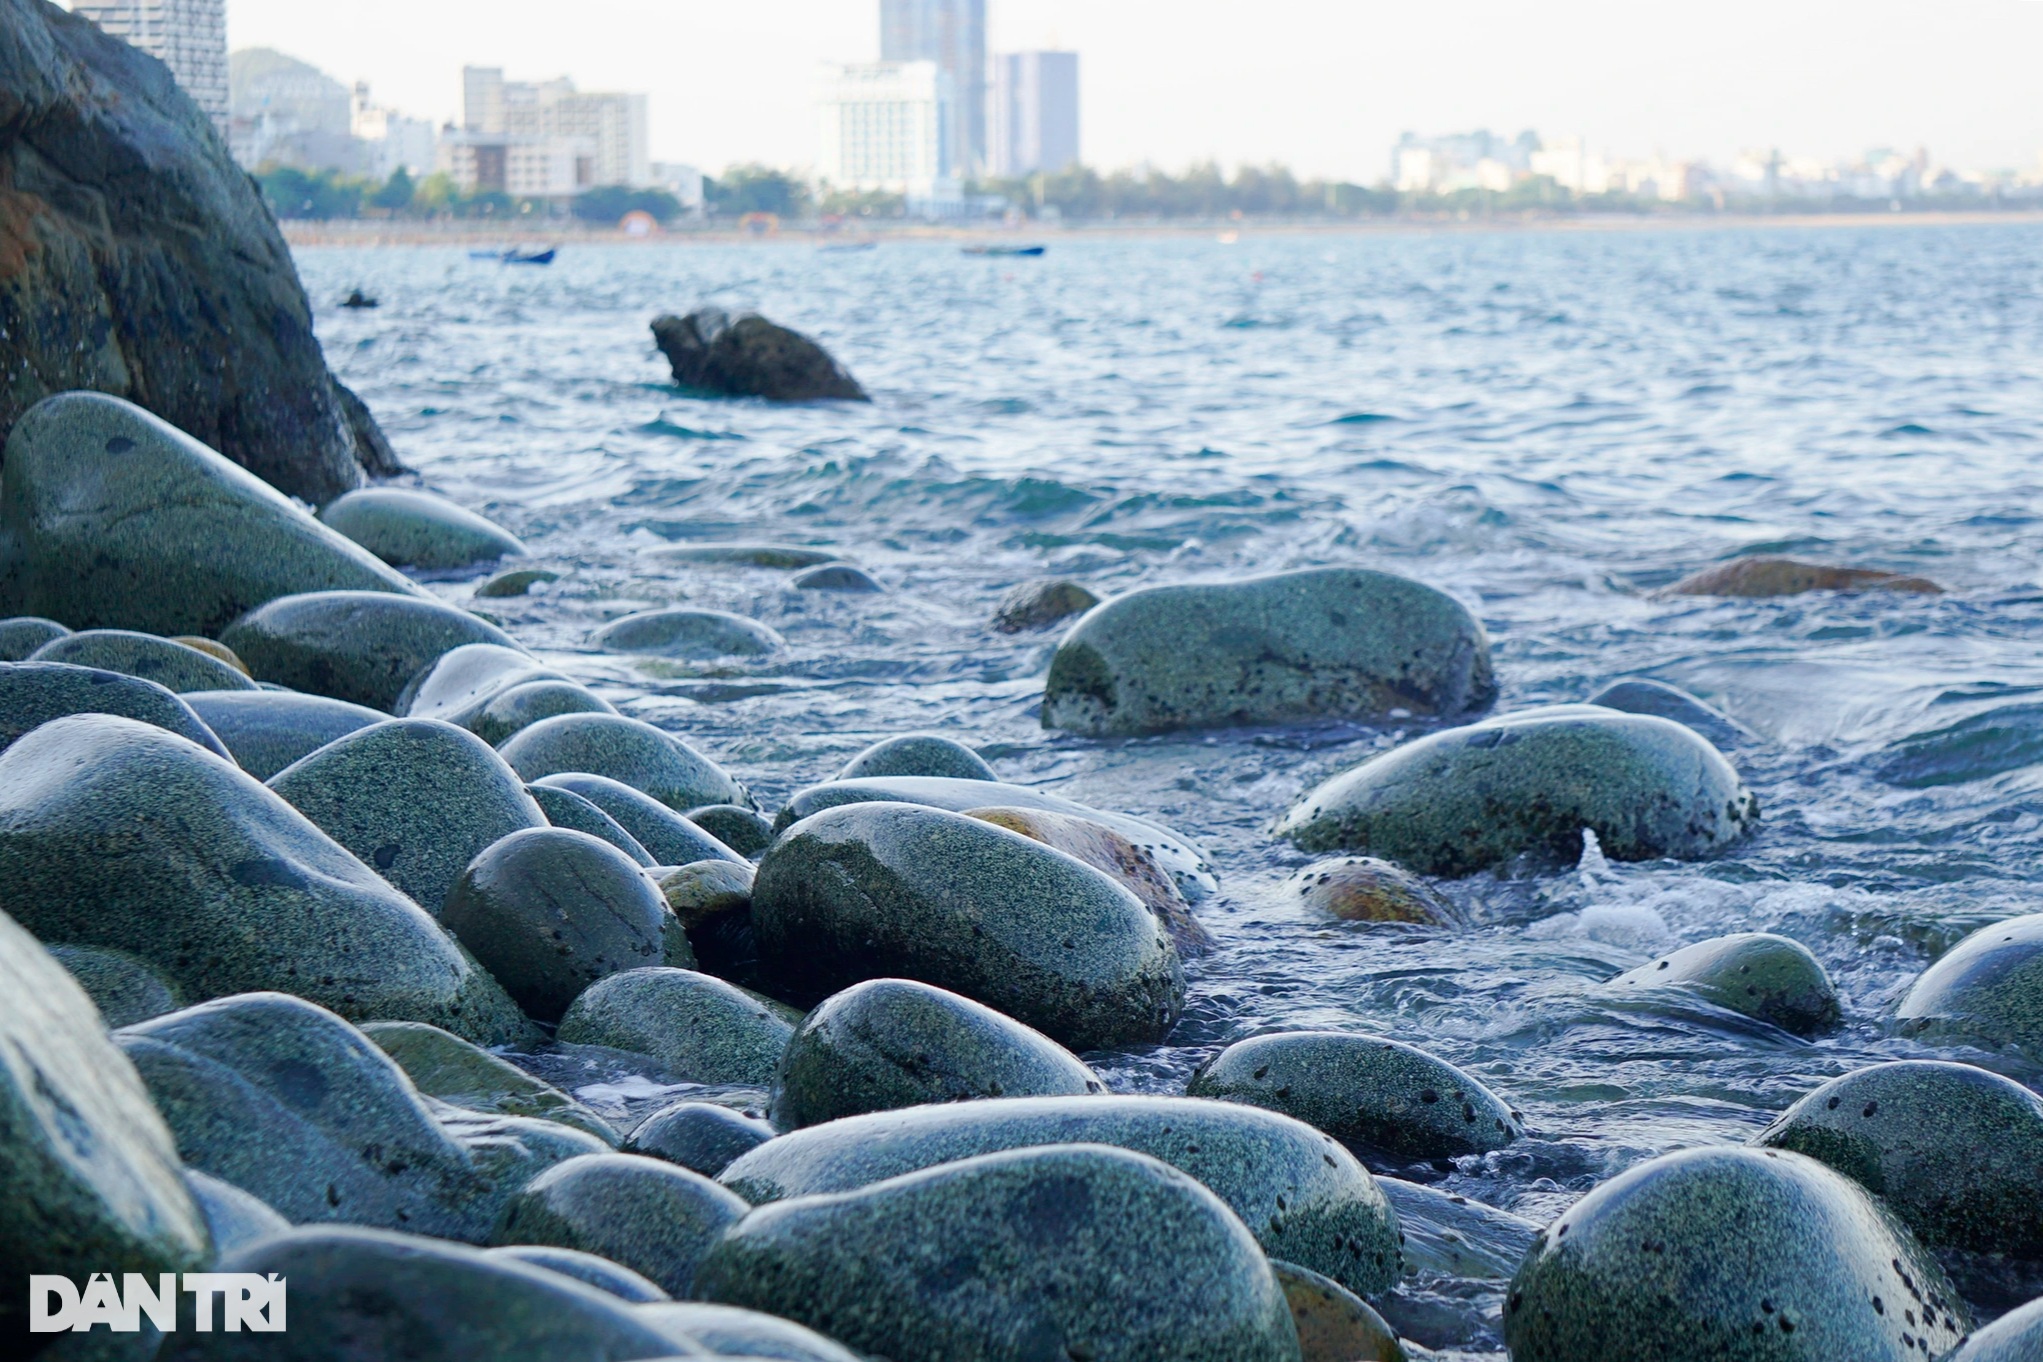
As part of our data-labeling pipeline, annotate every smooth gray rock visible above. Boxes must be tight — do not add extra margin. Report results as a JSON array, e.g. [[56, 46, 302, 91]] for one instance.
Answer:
[[528, 783, 657, 865], [654, 543, 841, 569], [474, 567, 562, 599], [0, 909, 210, 1345], [838, 733, 996, 782], [1897, 913, 2043, 1058], [28, 630, 256, 694], [183, 1169, 290, 1257], [1188, 1032, 1521, 1163], [503, 714, 748, 813], [0, 714, 529, 1043], [1042, 567, 1495, 737], [1604, 932, 1840, 1036], [0, 616, 69, 659], [1502, 1146, 1968, 1362], [1278, 706, 1760, 876], [625, 1103, 775, 1178], [557, 968, 796, 1086], [774, 978, 1101, 1129], [1588, 678, 1755, 747], [484, 1246, 669, 1302], [153, 1225, 698, 1361], [0, 661, 229, 759], [774, 775, 1218, 902], [398, 642, 570, 718], [441, 828, 691, 1024], [657, 861, 754, 932], [719, 1093, 1403, 1298], [992, 579, 1100, 634], [637, 1302, 864, 1362], [686, 805, 776, 858], [695, 1144, 1303, 1362], [790, 564, 881, 593], [362, 1020, 618, 1147], [1942, 1296, 2043, 1362], [1754, 1060, 2043, 1259], [223, 590, 524, 712], [467, 680, 617, 745], [183, 689, 384, 780], [268, 719, 546, 917], [1376, 1178, 1539, 1280], [48, 943, 183, 1029], [594, 608, 785, 659], [0, 395, 414, 635], [751, 802, 1184, 1051], [320, 488, 528, 572], [490, 1152, 749, 1297], [534, 773, 747, 866], [652, 309, 869, 403]]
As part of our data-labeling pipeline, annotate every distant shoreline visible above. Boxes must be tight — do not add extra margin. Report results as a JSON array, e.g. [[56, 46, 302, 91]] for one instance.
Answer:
[[283, 209, 2043, 249]]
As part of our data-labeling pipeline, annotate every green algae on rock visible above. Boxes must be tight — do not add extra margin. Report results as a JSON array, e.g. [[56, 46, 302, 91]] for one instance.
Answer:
[[1188, 1031, 1520, 1163], [718, 1093, 1403, 1298], [0, 661, 230, 760], [557, 967, 796, 1086], [1603, 932, 1840, 1036], [183, 688, 384, 780], [773, 978, 1102, 1129], [625, 1101, 775, 1178], [1277, 706, 1759, 876], [594, 607, 785, 659], [29, 630, 258, 694], [48, 943, 184, 1029], [500, 712, 748, 812], [751, 802, 1184, 1051], [222, 590, 525, 712], [1284, 857, 1464, 927], [1896, 912, 2043, 1058], [1041, 567, 1495, 737], [319, 487, 528, 572], [489, 1152, 748, 1297], [695, 1144, 1305, 1362], [362, 1020, 617, 1146], [838, 732, 996, 781], [1503, 1145, 1968, 1362]]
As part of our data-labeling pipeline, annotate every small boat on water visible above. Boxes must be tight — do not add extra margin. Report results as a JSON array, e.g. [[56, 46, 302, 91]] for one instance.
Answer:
[[819, 241, 878, 254], [339, 289, 379, 309], [962, 244, 1046, 258], [470, 246, 558, 265]]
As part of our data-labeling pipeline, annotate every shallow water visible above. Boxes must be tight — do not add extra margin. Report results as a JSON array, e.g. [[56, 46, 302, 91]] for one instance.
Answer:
[[301, 223, 2043, 1356]]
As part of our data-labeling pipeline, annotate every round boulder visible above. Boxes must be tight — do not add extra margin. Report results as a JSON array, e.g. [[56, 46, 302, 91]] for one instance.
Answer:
[[482, 1245, 668, 1302], [489, 1152, 748, 1297], [526, 782, 656, 865], [1278, 706, 1760, 876], [593, 607, 784, 659], [362, 1019, 618, 1146], [533, 772, 745, 866], [751, 802, 1185, 1051], [29, 630, 257, 693], [319, 487, 527, 572], [1284, 856, 1462, 927], [0, 660, 229, 759], [222, 590, 524, 711], [1897, 912, 2043, 1057], [1669, 557, 1941, 598], [464, 679, 617, 746], [183, 688, 383, 780], [1503, 1146, 1969, 1362], [686, 804, 775, 857], [0, 616, 70, 659], [1588, 678, 1754, 748], [500, 713, 747, 812], [396, 642, 574, 721], [992, 578, 1099, 634], [1269, 1260, 1403, 1362], [791, 563, 881, 592], [48, 943, 183, 1029], [637, 1301, 865, 1361], [556, 967, 796, 1086], [1941, 1296, 2043, 1362], [773, 978, 1102, 1129], [838, 733, 996, 782], [966, 805, 1216, 956], [1604, 933, 1840, 1036], [655, 542, 840, 568], [474, 567, 561, 599], [625, 1102, 775, 1178], [658, 860, 754, 931]]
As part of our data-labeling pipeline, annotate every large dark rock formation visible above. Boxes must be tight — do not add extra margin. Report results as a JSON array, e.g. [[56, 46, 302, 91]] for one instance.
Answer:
[[0, 0, 396, 502], [652, 308, 869, 402]]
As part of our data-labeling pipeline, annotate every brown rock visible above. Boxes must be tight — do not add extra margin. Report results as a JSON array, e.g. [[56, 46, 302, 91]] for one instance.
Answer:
[[658, 860, 754, 931], [1286, 856, 1463, 927], [992, 579, 1100, 633], [964, 805, 1216, 956], [651, 309, 867, 402], [1668, 557, 1942, 599], [172, 637, 251, 675], [1271, 1259, 1407, 1362]]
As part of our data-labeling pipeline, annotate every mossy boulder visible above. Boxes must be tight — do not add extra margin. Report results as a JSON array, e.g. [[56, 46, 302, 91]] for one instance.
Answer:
[[697, 1143, 1302, 1362], [362, 1020, 617, 1146], [1277, 706, 1759, 876], [319, 487, 527, 572], [625, 1102, 775, 1178], [657, 860, 754, 931], [1753, 1060, 2043, 1259], [1604, 933, 1840, 1036], [0, 661, 229, 759], [1284, 857, 1463, 927], [1042, 567, 1495, 737], [1669, 557, 1941, 598], [0, 910, 210, 1347], [773, 978, 1102, 1129], [0, 714, 528, 1043], [1189, 1032, 1520, 1164], [268, 718, 546, 917], [527, 782, 656, 865], [1588, 678, 1754, 747], [182, 689, 383, 780], [440, 829, 690, 1023], [791, 563, 881, 592], [556, 968, 796, 1086], [719, 1093, 1402, 1298], [687, 804, 775, 857], [29, 631, 257, 694], [637, 1301, 864, 1361], [0, 392, 419, 636], [1896, 913, 2043, 1057], [0, 616, 69, 659], [992, 579, 1099, 633], [533, 773, 745, 866], [751, 802, 1184, 1051], [489, 1152, 748, 1296], [501, 713, 747, 812], [594, 608, 784, 659], [964, 805, 1216, 956], [1502, 1146, 1968, 1362], [484, 1245, 668, 1302], [222, 590, 524, 712], [48, 944, 183, 1029], [838, 733, 996, 781]]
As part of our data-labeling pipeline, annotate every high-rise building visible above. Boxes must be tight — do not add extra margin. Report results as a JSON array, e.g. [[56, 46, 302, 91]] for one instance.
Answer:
[[72, 0, 229, 132], [879, 0, 984, 177], [353, 84, 439, 181], [989, 51, 1079, 179], [458, 67, 651, 191], [816, 60, 954, 201]]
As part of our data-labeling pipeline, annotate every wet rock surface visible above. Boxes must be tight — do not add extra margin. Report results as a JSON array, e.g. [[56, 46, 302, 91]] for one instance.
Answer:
[[320, 487, 528, 572], [1668, 556, 1943, 598], [1603, 932, 1840, 1036], [502, 713, 748, 812], [838, 733, 996, 782], [964, 804, 1217, 956], [992, 578, 1100, 633], [1283, 856, 1464, 927], [29, 630, 257, 694], [595, 607, 785, 659], [556, 968, 796, 1085], [0, 661, 230, 759], [363, 1020, 617, 1145], [534, 773, 747, 866], [1896, 912, 2043, 1058], [625, 1101, 776, 1177], [653, 308, 869, 403], [489, 1151, 748, 1296], [183, 689, 384, 781], [223, 590, 523, 712]]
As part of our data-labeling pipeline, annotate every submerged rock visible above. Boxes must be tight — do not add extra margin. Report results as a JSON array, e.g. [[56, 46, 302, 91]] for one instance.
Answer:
[[1190, 1032, 1521, 1163], [527, 782, 656, 865], [1270, 1260, 1405, 1362], [1284, 857, 1463, 927], [626, 1102, 776, 1178], [1873, 702, 2043, 789], [320, 488, 528, 572], [638, 1301, 865, 1362], [0, 661, 230, 759], [1277, 706, 1759, 876], [0, 910, 209, 1345], [1897, 913, 2043, 1057], [964, 805, 1216, 955], [791, 563, 882, 592], [655, 542, 842, 568], [719, 1093, 1403, 1298], [0, 394, 415, 635], [483, 1245, 669, 1302], [0, 616, 70, 659], [0, 715, 527, 1042], [490, 1152, 748, 1296], [501, 713, 748, 812], [557, 968, 796, 1086], [441, 828, 690, 1023], [1503, 1146, 1968, 1362], [29, 630, 257, 694], [1587, 678, 1755, 747], [474, 567, 562, 599], [535, 772, 746, 866], [1755, 1060, 2043, 1259], [696, 1144, 1302, 1362], [839, 733, 996, 782], [773, 978, 1102, 1129], [1042, 567, 1495, 737], [751, 802, 1184, 1051], [1604, 933, 1840, 1036], [48, 943, 183, 1029], [362, 1020, 617, 1146], [222, 590, 523, 712], [652, 308, 869, 402], [686, 804, 776, 857], [183, 689, 383, 780], [992, 578, 1101, 633], [1668, 556, 1942, 598], [594, 608, 784, 659]]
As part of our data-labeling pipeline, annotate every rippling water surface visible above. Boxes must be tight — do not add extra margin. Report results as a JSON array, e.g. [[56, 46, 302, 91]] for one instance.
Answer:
[[301, 223, 2043, 1357]]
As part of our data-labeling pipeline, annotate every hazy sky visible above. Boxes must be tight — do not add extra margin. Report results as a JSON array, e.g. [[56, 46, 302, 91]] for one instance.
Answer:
[[217, 0, 2043, 178]]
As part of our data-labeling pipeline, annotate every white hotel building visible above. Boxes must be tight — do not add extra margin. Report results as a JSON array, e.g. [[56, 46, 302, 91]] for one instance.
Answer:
[[815, 60, 957, 206]]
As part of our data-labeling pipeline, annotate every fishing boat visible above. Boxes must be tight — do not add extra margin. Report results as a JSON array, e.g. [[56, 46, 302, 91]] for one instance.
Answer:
[[470, 246, 558, 265], [819, 241, 878, 254], [962, 244, 1046, 258]]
